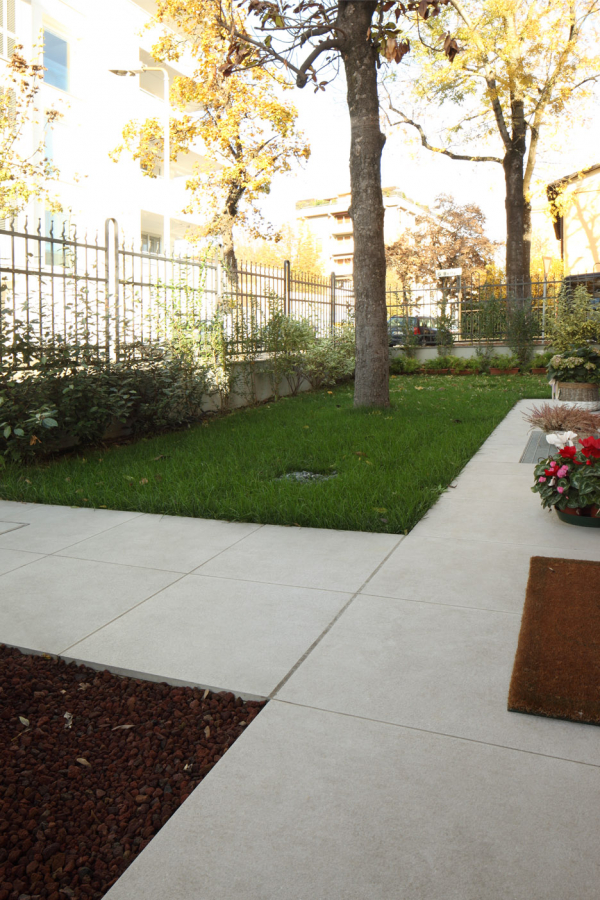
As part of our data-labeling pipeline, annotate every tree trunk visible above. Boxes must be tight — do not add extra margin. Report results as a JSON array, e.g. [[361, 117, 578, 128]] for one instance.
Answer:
[[523, 197, 532, 281], [340, 1, 389, 407], [221, 213, 238, 285], [503, 97, 529, 294]]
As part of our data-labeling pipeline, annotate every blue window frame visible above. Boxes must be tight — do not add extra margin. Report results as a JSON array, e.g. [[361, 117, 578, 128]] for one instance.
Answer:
[[43, 30, 68, 91]]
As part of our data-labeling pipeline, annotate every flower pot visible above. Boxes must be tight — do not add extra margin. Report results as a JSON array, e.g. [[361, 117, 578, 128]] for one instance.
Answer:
[[556, 507, 600, 527], [555, 382, 600, 410], [489, 367, 519, 375], [451, 370, 474, 376], [427, 369, 449, 375], [531, 367, 548, 375]]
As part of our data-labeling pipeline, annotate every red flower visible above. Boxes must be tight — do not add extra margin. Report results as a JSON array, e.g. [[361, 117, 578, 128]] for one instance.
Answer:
[[579, 436, 600, 459], [559, 446, 577, 460]]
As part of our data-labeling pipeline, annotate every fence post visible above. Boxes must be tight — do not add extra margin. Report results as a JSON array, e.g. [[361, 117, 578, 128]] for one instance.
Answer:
[[104, 218, 119, 362], [283, 259, 291, 316], [330, 271, 336, 333]]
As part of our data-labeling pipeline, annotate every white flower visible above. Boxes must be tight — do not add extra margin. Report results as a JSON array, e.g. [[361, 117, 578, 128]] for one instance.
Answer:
[[546, 431, 578, 450]]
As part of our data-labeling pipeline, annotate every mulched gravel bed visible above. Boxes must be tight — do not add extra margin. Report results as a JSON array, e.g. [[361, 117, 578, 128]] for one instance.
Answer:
[[0, 645, 267, 900]]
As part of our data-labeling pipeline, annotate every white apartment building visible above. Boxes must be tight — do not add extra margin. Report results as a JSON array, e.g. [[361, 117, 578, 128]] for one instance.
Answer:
[[295, 187, 433, 277], [6, 0, 209, 253]]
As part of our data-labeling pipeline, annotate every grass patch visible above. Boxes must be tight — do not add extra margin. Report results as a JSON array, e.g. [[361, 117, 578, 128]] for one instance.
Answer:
[[0, 375, 551, 534]]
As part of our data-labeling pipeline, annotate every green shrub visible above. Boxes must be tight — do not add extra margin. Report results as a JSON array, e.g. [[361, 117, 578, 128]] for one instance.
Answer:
[[447, 356, 480, 372], [489, 353, 519, 370], [506, 303, 536, 369], [0, 349, 210, 464], [530, 350, 553, 369], [301, 324, 355, 389], [547, 285, 600, 352], [423, 356, 451, 371], [389, 355, 421, 375], [261, 309, 316, 398], [547, 346, 600, 384]]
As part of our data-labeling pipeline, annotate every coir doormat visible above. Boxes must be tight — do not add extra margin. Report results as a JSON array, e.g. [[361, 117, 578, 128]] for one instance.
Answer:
[[508, 556, 600, 726]]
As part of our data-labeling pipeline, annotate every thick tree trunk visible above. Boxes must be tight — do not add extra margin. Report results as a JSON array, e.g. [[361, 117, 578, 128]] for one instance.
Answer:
[[221, 215, 238, 283], [340, 1, 389, 407], [503, 147, 527, 292], [523, 197, 532, 281], [503, 97, 529, 294]]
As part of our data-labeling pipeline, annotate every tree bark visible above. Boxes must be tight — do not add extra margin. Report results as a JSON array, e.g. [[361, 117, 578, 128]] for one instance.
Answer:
[[339, 1, 389, 407], [221, 214, 238, 283], [503, 96, 529, 293]]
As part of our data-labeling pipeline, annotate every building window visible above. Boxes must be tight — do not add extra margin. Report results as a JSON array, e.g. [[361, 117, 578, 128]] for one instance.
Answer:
[[335, 257, 353, 266], [43, 30, 68, 92], [141, 232, 162, 254], [0, 0, 16, 60]]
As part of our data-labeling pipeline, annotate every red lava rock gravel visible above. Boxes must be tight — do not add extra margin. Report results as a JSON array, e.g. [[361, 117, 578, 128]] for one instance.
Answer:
[[0, 645, 267, 900]]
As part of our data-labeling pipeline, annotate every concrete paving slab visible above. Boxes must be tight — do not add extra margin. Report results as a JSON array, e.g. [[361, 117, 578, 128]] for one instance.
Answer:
[[104, 702, 600, 900], [0, 521, 27, 536], [0, 500, 36, 519], [363, 532, 600, 612], [413, 494, 600, 552], [65, 574, 352, 698], [56, 513, 262, 572], [0, 555, 181, 653], [196, 523, 401, 593], [0, 504, 143, 554], [277, 594, 600, 765], [0, 548, 44, 576]]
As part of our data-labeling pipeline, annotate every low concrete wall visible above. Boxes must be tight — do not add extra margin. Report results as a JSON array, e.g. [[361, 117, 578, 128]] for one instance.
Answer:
[[390, 342, 551, 362], [199, 357, 312, 413]]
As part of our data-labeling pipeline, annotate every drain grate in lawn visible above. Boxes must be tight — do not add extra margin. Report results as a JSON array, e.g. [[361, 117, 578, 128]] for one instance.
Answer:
[[0, 646, 267, 900]]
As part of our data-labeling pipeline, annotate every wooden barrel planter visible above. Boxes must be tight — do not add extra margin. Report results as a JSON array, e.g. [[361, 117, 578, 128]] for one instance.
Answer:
[[556, 382, 600, 410]]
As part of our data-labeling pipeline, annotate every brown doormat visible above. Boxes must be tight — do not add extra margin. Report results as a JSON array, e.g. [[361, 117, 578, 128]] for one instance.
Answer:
[[508, 556, 600, 726]]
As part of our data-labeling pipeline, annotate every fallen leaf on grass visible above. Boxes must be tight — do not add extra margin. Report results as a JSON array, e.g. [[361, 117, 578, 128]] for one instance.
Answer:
[[153, 455, 170, 461], [154, 474, 163, 483], [415, 387, 424, 391], [139, 478, 149, 485], [354, 451, 367, 457]]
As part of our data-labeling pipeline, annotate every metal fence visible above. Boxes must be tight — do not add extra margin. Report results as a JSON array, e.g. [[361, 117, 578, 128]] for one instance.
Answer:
[[385, 277, 563, 344], [0, 216, 568, 371], [0, 218, 355, 369]]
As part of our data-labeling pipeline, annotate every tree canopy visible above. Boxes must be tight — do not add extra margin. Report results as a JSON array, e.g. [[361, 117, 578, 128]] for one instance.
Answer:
[[113, 0, 310, 272], [386, 194, 498, 286], [385, 0, 600, 285], [0, 47, 61, 221]]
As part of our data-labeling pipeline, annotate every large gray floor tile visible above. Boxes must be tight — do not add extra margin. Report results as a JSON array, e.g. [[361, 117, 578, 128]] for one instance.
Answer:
[[197, 524, 401, 592], [363, 534, 535, 611], [104, 702, 600, 900], [278, 594, 600, 765], [0, 500, 36, 519], [0, 503, 143, 553], [0, 521, 27, 536], [413, 493, 600, 552], [56, 513, 262, 572], [0, 555, 180, 653], [67, 574, 351, 698], [0, 548, 44, 576]]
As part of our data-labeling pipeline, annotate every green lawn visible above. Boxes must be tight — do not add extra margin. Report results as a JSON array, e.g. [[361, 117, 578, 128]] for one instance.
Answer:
[[0, 375, 551, 534]]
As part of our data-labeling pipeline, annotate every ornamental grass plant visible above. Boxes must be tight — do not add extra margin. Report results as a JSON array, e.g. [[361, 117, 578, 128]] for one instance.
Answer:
[[523, 403, 600, 435]]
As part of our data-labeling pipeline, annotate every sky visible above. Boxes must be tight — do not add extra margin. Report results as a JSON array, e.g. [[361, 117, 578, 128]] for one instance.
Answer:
[[259, 72, 600, 250]]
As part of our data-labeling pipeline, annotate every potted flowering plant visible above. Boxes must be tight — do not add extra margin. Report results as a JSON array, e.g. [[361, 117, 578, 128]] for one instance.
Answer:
[[489, 354, 520, 375], [547, 346, 600, 408], [532, 434, 600, 526]]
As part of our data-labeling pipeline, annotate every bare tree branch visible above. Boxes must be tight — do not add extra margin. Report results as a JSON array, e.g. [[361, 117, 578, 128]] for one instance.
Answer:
[[296, 39, 342, 87], [386, 103, 503, 163]]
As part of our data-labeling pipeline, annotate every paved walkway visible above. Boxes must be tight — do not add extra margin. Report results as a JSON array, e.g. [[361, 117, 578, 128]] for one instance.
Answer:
[[2, 399, 600, 899]]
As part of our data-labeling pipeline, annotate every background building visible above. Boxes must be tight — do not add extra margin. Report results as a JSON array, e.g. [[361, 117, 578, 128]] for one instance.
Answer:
[[546, 165, 600, 277], [295, 187, 433, 277], [8, 0, 211, 252]]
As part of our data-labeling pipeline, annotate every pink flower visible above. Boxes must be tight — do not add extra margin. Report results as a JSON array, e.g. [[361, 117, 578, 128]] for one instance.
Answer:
[[557, 465, 569, 478], [538, 476, 547, 482], [557, 486, 565, 493]]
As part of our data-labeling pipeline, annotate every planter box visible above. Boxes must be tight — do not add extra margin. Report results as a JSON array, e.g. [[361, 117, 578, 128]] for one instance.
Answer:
[[489, 367, 519, 375], [451, 370, 476, 376], [531, 367, 548, 375], [425, 369, 449, 375]]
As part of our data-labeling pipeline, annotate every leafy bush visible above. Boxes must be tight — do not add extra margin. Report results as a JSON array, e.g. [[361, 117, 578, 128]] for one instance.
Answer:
[[423, 357, 451, 371], [506, 303, 536, 369], [0, 348, 210, 464], [530, 350, 554, 369], [447, 356, 480, 372], [547, 285, 600, 352], [261, 309, 316, 398], [301, 324, 355, 389], [547, 346, 600, 384], [389, 355, 421, 375], [489, 353, 519, 370]]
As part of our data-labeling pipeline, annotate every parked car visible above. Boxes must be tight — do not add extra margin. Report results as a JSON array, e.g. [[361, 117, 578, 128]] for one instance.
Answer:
[[388, 315, 438, 347]]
